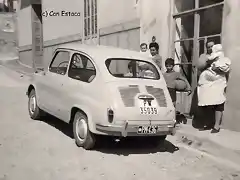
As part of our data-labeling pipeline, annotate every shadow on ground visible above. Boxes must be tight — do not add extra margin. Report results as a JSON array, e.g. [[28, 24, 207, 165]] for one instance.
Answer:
[[95, 137, 179, 156], [41, 114, 74, 138], [39, 114, 180, 155]]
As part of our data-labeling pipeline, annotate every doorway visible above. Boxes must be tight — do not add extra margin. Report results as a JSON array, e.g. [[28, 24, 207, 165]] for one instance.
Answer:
[[173, 0, 224, 88], [172, 0, 224, 114]]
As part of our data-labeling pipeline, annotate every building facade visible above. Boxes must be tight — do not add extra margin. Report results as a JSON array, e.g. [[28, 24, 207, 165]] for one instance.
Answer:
[[17, 0, 240, 131], [17, 0, 140, 69]]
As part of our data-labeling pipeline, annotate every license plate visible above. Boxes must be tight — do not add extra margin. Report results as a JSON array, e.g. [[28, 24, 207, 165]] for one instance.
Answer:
[[140, 106, 158, 115], [158, 126, 170, 132], [137, 125, 158, 134]]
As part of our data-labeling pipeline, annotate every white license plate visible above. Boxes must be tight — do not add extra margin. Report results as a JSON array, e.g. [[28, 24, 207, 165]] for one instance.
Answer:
[[140, 106, 158, 115], [137, 125, 158, 134], [158, 126, 170, 132]]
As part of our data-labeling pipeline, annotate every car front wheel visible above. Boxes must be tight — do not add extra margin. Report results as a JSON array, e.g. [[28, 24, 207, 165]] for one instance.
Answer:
[[28, 89, 43, 120], [73, 111, 96, 150]]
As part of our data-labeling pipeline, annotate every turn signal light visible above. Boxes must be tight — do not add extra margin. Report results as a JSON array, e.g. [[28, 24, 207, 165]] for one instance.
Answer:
[[107, 108, 114, 123]]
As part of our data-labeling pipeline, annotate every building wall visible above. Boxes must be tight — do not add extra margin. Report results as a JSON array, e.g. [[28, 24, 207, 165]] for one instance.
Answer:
[[98, 0, 140, 51], [99, 19, 140, 51], [41, 0, 83, 42], [18, 0, 141, 68], [41, 0, 83, 68], [17, 3, 33, 67], [222, 0, 240, 131], [98, 0, 138, 29], [139, 0, 173, 70], [18, 0, 84, 68], [17, 6, 32, 47]]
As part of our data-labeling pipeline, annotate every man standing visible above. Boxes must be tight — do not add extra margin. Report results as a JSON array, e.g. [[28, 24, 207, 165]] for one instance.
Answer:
[[149, 42, 162, 70]]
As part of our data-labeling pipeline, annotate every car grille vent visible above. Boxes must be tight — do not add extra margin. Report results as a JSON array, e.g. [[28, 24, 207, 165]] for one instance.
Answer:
[[145, 86, 167, 107], [119, 85, 140, 107]]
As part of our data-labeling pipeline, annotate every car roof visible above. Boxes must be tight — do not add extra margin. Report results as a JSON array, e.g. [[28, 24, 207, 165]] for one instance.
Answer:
[[57, 43, 151, 62]]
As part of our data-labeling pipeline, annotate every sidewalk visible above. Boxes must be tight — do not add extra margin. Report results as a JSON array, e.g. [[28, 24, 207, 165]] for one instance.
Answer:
[[176, 122, 240, 168], [0, 56, 34, 76], [0, 65, 30, 87]]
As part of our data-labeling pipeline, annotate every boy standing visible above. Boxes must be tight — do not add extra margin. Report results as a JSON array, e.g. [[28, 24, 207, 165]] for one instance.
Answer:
[[163, 58, 192, 107]]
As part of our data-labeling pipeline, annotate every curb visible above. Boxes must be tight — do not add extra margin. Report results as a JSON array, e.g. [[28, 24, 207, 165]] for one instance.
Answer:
[[175, 125, 240, 168], [0, 58, 34, 77], [0, 57, 19, 65]]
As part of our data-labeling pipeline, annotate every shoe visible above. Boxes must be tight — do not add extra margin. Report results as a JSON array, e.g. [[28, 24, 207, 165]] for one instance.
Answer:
[[211, 128, 220, 133], [198, 126, 211, 131], [198, 128, 205, 131]]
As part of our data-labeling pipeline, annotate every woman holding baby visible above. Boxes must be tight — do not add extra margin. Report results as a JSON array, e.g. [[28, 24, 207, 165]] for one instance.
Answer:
[[197, 44, 231, 133]]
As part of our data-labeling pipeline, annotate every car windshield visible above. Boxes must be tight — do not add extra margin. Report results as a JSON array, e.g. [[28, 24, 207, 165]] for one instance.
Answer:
[[105, 58, 160, 80]]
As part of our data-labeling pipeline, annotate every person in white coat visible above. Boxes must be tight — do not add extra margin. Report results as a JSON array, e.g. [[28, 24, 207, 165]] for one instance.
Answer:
[[197, 44, 231, 133]]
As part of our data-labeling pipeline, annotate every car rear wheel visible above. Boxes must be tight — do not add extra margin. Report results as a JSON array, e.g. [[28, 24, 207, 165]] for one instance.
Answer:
[[73, 111, 96, 150], [28, 89, 43, 120]]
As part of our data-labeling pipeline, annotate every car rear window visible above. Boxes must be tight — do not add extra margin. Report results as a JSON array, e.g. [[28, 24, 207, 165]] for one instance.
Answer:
[[105, 58, 160, 80]]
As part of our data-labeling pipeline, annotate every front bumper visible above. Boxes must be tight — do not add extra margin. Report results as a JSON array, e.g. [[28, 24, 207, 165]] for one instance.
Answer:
[[95, 121, 176, 137]]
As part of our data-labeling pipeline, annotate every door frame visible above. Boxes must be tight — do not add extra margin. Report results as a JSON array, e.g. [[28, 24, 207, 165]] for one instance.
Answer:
[[170, 0, 225, 90]]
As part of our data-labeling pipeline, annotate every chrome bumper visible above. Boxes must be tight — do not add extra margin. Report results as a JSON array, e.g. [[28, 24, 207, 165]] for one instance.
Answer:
[[95, 121, 176, 137]]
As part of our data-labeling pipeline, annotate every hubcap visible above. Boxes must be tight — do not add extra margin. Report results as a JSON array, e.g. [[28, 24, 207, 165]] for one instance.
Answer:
[[76, 118, 88, 142], [29, 95, 36, 114]]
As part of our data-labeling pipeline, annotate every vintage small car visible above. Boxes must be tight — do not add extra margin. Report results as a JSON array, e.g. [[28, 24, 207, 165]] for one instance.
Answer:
[[26, 43, 176, 150]]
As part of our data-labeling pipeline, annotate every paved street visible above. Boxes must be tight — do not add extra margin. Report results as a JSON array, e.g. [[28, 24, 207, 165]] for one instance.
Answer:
[[0, 66, 240, 180]]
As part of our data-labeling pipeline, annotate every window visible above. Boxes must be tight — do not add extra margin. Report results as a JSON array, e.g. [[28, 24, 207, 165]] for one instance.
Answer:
[[105, 59, 160, 80], [84, 0, 97, 39], [172, 0, 224, 87], [49, 51, 70, 75], [68, 53, 96, 83]]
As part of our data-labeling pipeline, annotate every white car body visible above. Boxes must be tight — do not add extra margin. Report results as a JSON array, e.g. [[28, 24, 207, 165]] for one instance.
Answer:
[[26, 43, 176, 148]]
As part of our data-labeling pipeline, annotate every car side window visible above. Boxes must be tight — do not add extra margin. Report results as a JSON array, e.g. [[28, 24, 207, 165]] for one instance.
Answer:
[[49, 51, 70, 75], [68, 53, 96, 83]]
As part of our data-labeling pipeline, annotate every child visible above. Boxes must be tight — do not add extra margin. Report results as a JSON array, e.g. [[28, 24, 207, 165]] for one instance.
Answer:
[[163, 58, 192, 107], [140, 43, 151, 58], [124, 61, 134, 77], [163, 58, 192, 124]]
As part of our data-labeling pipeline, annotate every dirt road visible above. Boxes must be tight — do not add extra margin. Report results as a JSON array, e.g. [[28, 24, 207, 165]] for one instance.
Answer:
[[0, 66, 239, 180]]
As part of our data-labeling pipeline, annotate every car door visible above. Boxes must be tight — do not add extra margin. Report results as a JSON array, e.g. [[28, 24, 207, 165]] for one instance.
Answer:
[[58, 52, 97, 121], [39, 50, 71, 117]]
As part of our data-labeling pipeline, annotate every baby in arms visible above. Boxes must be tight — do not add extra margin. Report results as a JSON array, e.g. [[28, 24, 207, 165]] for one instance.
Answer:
[[203, 44, 230, 82]]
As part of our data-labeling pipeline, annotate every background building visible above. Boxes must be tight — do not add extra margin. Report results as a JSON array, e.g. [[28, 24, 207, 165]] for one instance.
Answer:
[[16, 0, 240, 131]]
